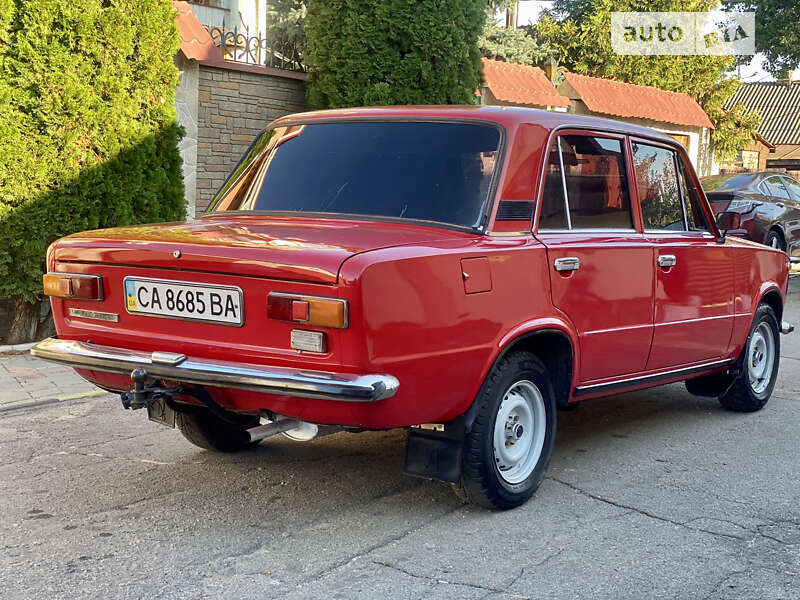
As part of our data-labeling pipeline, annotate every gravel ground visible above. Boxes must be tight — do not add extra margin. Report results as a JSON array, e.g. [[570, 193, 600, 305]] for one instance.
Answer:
[[1, 279, 798, 600]]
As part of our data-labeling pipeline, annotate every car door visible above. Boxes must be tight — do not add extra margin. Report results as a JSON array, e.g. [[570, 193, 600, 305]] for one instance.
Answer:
[[631, 139, 734, 370], [536, 132, 654, 383], [778, 176, 800, 255]]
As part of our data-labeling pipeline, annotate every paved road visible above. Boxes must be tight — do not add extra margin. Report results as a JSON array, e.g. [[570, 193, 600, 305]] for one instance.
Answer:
[[1, 280, 799, 600]]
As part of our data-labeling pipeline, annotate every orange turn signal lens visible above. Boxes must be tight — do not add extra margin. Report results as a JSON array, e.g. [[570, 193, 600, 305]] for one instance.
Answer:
[[268, 292, 348, 329], [43, 273, 103, 301]]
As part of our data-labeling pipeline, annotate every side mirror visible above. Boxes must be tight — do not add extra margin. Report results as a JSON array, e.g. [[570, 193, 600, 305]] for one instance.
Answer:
[[716, 211, 741, 232]]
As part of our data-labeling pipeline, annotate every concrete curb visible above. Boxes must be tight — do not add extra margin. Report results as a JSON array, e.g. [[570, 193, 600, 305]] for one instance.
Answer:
[[0, 389, 109, 414], [0, 342, 36, 355]]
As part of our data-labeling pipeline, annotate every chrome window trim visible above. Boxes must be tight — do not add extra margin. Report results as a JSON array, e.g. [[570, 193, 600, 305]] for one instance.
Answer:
[[537, 228, 638, 234], [673, 153, 691, 231], [557, 137, 572, 230], [486, 231, 532, 237], [643, 230, 716, 238]]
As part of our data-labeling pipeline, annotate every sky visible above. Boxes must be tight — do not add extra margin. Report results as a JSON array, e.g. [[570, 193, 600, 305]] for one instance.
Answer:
[[507, 0, 799, 83]]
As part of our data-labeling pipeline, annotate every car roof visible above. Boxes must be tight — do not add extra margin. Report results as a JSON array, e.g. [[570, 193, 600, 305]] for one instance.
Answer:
[[270, 105, 678, 144], [701, 171, 799, 192], [701, 173, 761, 192]]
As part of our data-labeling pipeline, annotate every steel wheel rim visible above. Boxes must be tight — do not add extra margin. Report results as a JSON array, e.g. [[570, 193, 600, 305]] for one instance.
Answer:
[[493, 380, 546, 485], [748, 322, 775, 395]]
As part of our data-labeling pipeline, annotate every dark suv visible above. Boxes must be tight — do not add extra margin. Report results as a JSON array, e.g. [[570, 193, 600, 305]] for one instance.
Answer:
[[702, 172, 800, 255]]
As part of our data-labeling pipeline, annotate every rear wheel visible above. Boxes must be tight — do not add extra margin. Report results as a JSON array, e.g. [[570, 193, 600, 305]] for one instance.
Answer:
[[457, 351, 556, 510], [718, 304, 780, 412], [177, 409, 261, 452], [765, 230, 785, 252]]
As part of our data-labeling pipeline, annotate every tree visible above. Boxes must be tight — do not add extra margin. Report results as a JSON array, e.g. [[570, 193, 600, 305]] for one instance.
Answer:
[[0, 0, 185, 344], [723, 1, 800, 76], [304, 0, 486, 108], [479, 25, 555, 66], [266, 0, 306, 71], [536, 0, 760, 173]]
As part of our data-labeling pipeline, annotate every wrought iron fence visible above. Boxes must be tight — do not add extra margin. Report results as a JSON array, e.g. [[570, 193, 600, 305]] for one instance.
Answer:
[[204, 25, 305, 73]]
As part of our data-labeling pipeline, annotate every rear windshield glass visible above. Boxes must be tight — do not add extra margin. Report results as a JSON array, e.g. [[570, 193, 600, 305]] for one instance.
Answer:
[[701, 174, 756, 193], [207, 121, 502, 229]]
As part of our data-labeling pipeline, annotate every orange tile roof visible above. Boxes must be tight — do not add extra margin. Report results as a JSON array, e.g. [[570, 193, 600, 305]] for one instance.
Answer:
[[482, 58, 571, 108], [173, 1, 223, 63], [563, 72, 713, 129]]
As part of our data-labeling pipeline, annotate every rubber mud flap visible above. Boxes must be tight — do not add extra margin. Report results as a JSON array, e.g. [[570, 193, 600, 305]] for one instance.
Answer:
[[403, 426, 463, 483]]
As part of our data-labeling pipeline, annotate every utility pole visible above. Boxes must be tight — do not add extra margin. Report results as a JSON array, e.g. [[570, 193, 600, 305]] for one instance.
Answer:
[[505, 1, 519, 29]]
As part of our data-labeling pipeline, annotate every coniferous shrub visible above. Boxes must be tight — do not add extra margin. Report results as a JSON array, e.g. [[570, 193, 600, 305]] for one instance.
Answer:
[[304, 0, 486, 108], [0, 0, 185, 342]]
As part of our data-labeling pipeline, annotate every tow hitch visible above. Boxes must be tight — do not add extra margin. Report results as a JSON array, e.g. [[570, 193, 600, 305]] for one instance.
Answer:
[[118, 368, 329, 441], [121, 369, 179, 410], [120, 368, 246, 429]]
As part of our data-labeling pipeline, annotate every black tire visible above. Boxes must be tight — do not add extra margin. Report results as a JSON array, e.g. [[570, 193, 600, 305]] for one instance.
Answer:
[[176, 409, 261, 452], [764, 230, 785, 252], [719, 304, 780, 413], [457, 351, 557, 510]]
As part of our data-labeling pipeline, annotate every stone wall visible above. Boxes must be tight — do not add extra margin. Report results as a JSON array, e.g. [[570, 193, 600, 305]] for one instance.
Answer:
[[175, 54, 199, 219], [195, 64, 306, 212]]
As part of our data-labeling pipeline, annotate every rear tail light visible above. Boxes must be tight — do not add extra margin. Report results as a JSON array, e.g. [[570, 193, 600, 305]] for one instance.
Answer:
[[727, 196, 761, 213], [268, 292, 348, 329], [43, 273, 104, 301]]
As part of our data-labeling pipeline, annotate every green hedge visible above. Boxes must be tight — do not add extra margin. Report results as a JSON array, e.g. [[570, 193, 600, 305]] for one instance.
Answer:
[[0, 0, 185, 304], [304, 0, 486, 108]]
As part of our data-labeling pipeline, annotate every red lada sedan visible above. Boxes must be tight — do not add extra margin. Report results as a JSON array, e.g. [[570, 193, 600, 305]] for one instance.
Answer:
[[32, 107, 795, 509]]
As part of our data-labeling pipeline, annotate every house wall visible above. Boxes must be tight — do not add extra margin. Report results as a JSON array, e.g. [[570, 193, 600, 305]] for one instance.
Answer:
[[719, 139, 771, 173], [188, 1, 267, 37], [478, 87, 567, 112], [195, 64, 306, 212]]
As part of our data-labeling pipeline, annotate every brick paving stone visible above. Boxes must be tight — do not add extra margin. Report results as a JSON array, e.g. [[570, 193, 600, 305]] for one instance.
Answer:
[[0, 389, 33, 406], [0, 352, 100, 407]]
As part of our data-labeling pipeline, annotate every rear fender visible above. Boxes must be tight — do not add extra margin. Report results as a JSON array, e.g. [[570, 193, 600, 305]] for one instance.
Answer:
[[467, 317, 579, 422]]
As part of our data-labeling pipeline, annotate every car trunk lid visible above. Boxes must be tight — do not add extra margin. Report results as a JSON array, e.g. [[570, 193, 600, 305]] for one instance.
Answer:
[[52, 215, 463, 284]]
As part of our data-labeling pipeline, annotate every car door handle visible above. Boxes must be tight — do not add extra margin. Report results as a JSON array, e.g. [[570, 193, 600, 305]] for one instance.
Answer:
[[777, 202, 785, 208], [657, 254, 677, 268], [554, 257, 580, 272]]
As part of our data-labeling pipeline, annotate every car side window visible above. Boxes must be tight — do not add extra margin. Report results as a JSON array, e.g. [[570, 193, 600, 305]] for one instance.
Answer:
[[539, 139, 569, 229], [677, 157, 709, 232], [632, 142, 684, 230], [766, 176, 791, 200], [780, 177, 800, 202], [538, 134, 633, 230]]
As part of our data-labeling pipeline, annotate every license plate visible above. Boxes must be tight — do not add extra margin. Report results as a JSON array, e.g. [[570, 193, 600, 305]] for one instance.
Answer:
[[124, 277, 244, 326], [147, 397, 176, 428]]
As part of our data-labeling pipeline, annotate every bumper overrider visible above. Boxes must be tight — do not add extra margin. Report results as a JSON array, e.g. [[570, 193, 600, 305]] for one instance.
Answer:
[[30, 338, 399, 403]]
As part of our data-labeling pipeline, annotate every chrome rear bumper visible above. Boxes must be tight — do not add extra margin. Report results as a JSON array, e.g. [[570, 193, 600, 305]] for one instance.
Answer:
[[30, 338, 399, 403]]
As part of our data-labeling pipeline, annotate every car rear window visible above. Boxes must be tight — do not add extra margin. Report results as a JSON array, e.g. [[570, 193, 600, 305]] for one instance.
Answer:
[[208, 121, 502, 229], [701, 174, 755, 193]]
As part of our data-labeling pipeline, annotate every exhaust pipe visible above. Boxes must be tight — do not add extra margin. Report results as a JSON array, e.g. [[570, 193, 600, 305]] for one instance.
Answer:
[[245, 419, 303, 442]]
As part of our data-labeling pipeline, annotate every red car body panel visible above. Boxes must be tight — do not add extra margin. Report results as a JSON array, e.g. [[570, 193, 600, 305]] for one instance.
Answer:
[[43, 106, 790, 428]]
